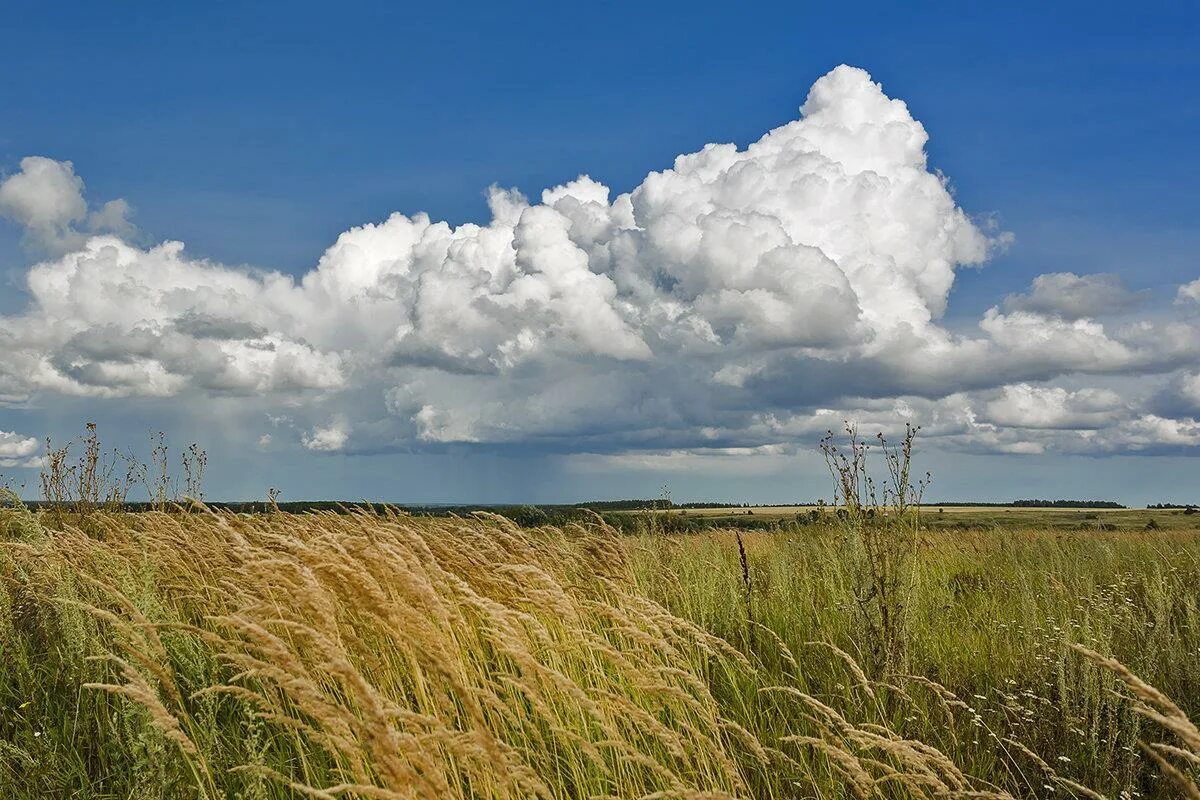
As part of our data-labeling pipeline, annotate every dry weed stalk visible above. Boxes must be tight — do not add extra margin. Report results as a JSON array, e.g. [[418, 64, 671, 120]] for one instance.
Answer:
[[39, 423, 207, 516], [821, 422, 930, 678]]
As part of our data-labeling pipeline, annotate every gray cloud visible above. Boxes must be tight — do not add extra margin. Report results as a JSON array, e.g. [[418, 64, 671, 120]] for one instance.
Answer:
[[1004, 272, 1144, 320]]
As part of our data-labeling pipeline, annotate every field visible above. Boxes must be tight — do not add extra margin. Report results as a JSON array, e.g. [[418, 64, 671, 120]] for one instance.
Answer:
[[1, 500, 1198, 799], [633, 505, 1200, 532]]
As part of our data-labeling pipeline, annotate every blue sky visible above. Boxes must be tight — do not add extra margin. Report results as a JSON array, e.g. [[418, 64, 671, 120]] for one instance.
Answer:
[[1, 1, 1199, 504]]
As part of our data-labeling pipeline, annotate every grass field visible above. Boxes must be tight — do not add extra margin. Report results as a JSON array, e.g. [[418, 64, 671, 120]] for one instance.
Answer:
[[634, 504, 1200, 532], [1, 500, 1198, 799]]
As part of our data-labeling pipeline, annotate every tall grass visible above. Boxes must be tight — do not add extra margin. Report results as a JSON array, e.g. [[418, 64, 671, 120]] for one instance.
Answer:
[[631, 524, 1200, 797], [0, 498, 1197, 797]]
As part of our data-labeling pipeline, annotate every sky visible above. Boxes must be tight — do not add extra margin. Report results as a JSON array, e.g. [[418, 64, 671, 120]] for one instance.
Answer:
[[2, 1, 1199, 505]]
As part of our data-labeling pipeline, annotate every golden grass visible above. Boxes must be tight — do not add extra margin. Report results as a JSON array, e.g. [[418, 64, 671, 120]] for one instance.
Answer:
[[0, 503, 1197, 798]]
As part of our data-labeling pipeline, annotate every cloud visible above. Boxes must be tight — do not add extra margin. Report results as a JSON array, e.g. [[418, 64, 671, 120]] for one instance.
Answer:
[[86, 198, 137, 239], [0, 238, 343, 399], [1148, 370, 1200, 418], [0, 429, 41, 469], [981, 384, 1125, 430], [570, 444, 794, 475], [2, 66, 1200, 461], [1083, 414, 1200, 453], [302, 415, 350, 452], [0, 157, 135, 254], [1177, 279, 1200, 305], [0, 67, 996, 405], [1004, 272, 1144, 320]]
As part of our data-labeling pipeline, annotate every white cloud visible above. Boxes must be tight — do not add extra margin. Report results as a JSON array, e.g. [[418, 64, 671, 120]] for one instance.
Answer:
[[1177, 278, 1200, 305], [0, 157, 135, 254], [2, 66, 1200, 460], [0, 429, 41, 468], [982, 384, 1124, 430], [0, 237, 343, 399], [1004, 272, 1143, 319], [1082, 414, 1200, 453], [302, 416, 350, 452], [0, 66, 997, 407]]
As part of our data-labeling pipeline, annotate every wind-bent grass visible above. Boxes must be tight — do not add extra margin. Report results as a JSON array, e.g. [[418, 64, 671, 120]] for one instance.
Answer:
[[631, 525, 1200, 797], [0, 502, 1197, 798]]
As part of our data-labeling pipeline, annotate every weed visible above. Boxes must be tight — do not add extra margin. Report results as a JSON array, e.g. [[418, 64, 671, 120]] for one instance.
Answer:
[[821, 422, 929, 677]]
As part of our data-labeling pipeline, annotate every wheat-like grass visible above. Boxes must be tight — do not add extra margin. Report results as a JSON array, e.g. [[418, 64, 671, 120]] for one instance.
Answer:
[[2, 501, 1197, 798]]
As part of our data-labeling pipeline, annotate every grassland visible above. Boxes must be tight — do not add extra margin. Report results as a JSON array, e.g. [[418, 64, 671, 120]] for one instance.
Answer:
[[0, 499, 1197, 799], [631, 504, 1200, 533]]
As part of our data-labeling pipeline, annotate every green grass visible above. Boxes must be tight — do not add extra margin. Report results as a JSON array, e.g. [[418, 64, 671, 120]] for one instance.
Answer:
[[629, 524, 1200, 796], [0, 503, 1197, 798]]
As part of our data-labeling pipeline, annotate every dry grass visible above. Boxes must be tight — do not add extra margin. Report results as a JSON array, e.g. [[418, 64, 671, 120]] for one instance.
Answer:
[[1072, 645, 1200, 798], [0, 500, 1197, 798]]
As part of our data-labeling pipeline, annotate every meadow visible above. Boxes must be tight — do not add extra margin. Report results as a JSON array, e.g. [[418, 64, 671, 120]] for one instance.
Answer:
[[0, 497, 1198, 799]]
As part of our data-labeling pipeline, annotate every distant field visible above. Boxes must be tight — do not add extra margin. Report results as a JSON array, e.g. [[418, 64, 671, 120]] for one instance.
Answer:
[[628, 504, 1200, 531]]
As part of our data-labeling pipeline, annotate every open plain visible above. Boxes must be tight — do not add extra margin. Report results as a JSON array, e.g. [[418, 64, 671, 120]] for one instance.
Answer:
[[1, 501, 1197, 798]]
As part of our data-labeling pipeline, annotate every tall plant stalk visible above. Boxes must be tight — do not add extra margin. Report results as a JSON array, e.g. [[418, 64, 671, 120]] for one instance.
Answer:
[[821, 422, 929, 678]]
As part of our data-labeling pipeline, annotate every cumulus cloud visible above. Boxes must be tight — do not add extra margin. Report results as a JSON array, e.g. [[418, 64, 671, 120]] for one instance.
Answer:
[[0, 429, 40, 468], [302, 416, 350, 452], [1177, 279, 1200, 305], [737, 385, 1200, 458], [982, 384, 1125, 430], [1004, 272, 1144, 320], [0, 238, 343, 399], [0, 67, 996, 405], [0, 157, 135, 254], [1, 66, 1200, 460]]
